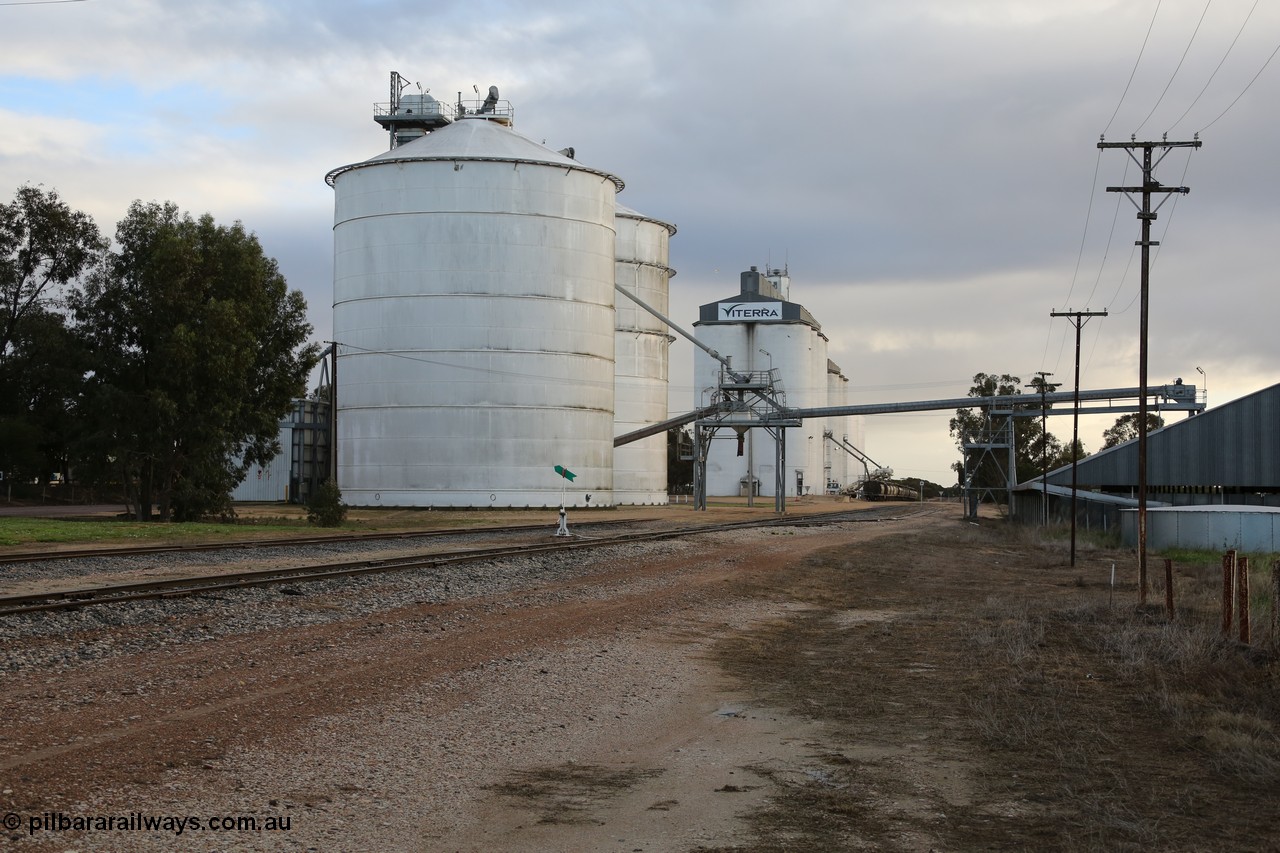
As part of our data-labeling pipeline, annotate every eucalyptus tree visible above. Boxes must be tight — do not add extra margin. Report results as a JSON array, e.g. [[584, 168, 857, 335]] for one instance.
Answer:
[[74, 201, 319, 520], [0, 308, 90, 485], [0, 186, 103, 487], [1102, 413, 1165, 449], [0, 185, 103, 360], [949, 372, 1062, 494]]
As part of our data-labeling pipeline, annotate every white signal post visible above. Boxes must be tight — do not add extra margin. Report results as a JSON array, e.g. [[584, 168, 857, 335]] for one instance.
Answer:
[[553, 465, 576, 537]]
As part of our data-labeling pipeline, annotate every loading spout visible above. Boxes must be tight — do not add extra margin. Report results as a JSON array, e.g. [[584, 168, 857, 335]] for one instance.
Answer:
[[614, 283, 744, 381], [824, 434, 881, 481], [613, 404, 725, 447]]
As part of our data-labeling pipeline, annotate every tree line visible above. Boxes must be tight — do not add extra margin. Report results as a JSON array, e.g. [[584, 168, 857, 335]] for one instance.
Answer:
[[0, 186, 320, 521]]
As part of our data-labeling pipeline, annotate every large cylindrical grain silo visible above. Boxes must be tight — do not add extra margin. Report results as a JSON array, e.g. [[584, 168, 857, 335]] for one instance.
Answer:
[[613, 203, 677, 505], [326, 118, 624, 507]]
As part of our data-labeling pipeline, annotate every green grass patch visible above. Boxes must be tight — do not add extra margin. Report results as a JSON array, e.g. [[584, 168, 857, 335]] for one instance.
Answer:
[[0, 517, 312, 548], [1157, 547, 1280, 566]]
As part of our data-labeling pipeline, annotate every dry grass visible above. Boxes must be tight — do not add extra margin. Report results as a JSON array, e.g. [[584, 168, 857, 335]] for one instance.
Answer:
[[966, 549, 1280, 800], [704, 518, 1280, 852]]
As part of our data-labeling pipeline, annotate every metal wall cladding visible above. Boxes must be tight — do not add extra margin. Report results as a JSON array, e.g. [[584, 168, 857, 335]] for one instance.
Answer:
[[1047, 383, 1280, 489], [1121, 506, 1280, 551], [614, 205, 676, 505], [614, 206, 673, 335], [230, 432, 293, 502], [331, 127, 620, 507]]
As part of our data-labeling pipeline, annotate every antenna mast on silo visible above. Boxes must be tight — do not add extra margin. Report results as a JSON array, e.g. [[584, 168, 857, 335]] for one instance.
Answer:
[[374, 71, 452, 149]]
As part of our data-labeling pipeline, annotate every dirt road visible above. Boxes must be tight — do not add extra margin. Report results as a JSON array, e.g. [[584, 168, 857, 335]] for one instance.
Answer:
[[2, 507, 1277, 851]]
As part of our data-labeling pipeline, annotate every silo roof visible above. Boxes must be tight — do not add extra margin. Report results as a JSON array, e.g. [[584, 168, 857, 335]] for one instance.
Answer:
[[326, 118, 624, 190], [616, 202, 677, 236]]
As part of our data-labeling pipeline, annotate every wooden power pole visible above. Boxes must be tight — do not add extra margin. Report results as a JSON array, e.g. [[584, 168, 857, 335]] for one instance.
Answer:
[[1098, 134, 1201, 603], [1051, 309, 1107, 567]]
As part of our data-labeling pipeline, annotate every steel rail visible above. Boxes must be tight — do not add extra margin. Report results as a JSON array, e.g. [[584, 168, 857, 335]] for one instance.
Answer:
[[0, 507, 924, 617]]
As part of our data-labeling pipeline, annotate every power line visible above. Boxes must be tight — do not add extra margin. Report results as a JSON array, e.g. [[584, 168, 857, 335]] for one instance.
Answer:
[[1103, 0, 1164, 136], [1048, 154, 1115, 374], [1055, 155, 1130, 378], [1069, 3, 1163, 374], [1116, 280, 1142, 316], [1103, 148, 1195, 316], [1104, 243, 1140, 314], [1109, 163, 1191, 317], [1050, 316, 1071, 378], [1038, 312, 1054, 377], [1060, 148, 1104, 310], [1198, 35, 1280, 132], [1134, 0, 1213, 136], [1083, 157, 1132, 308], [1166, 0, 1261, 133], [1081, 308, 1109, 379], [1156, 147, 1198, 246], [0, 0, 89, 5]]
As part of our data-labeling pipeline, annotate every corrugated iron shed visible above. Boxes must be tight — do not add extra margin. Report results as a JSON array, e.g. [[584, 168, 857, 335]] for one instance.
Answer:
[[1120, 505, 1280, 551], [1044, 382, 1280, 491]]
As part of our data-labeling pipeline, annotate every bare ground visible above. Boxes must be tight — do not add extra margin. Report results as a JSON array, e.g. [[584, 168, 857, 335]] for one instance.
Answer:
[[1, 506, 1277, 852]]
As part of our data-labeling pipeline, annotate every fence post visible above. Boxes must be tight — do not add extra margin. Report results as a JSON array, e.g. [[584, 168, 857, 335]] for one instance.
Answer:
[[1164, 558, 1174, 620], [1237, 555, 1251, 645], [1271, 560, 1280, 646], [1222, 550, 1235, 637]]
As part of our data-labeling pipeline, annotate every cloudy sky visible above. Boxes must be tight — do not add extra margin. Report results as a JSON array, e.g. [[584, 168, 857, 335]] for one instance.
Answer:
[[3, 0, 1277, 485]]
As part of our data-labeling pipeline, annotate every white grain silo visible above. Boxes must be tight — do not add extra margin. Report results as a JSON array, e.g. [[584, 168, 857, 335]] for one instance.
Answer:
[[326, 115, 624, 507], [693, 268, 832, 499], [614, 203, 677, 505]]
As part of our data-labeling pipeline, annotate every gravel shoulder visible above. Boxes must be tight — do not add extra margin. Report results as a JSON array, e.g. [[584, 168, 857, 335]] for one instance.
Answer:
[[5, 506, 1273, 852], [1, 515, 906, 852]]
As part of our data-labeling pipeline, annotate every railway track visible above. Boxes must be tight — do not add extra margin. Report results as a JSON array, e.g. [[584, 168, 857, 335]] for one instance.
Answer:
[[0, 519, 622, 567], [0, 506, 927, 617]]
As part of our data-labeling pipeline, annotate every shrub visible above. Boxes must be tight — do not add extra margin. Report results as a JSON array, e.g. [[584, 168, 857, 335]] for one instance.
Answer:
[[170, 461, 238, 522], [306, 479, 347, 527]]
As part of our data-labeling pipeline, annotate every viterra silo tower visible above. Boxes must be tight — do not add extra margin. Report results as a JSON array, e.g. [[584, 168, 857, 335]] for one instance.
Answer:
[[693, 267, 846, 499], [613, 203, 677, 505], [325, 92, 625, 507]]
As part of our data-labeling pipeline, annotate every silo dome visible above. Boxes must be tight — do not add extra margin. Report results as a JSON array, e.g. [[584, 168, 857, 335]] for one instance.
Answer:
[[613, 203, 677, 505], [326, 119, 624, 507]]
